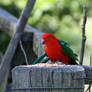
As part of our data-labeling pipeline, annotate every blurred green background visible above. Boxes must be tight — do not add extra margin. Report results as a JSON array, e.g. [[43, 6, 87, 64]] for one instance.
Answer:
[[0, 0, 92, 65]]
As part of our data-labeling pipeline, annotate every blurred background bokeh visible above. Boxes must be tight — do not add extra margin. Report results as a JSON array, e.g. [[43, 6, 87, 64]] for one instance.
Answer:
[[0, 0, 92, 65]]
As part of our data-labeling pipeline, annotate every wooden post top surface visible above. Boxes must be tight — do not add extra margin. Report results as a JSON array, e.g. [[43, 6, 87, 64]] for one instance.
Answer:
[[13, 63, 85, 72], [12, 63, 86, 80]]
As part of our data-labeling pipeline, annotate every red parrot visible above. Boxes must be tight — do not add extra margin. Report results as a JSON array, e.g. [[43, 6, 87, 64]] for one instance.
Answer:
[[41, 33, 78, 64]]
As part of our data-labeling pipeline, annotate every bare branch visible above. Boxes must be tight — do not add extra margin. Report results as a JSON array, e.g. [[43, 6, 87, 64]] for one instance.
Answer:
[[20, 40, 29, 65], [85, 85, 91, 92], [80, 5, 87, 65], [90, 53, 92, 66]]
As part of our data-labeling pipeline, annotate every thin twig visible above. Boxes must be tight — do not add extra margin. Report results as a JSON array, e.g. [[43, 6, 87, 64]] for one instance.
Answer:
[[90, 53, 92, 66], [85, 85, 90, 92], [20, 40, 29, 65], [80, 5, 87, 65], [89, 85, 91, 92], [85, 84, 91, 92]]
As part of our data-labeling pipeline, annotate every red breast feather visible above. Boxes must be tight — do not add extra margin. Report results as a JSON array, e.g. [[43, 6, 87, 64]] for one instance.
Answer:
[[41, 33, 70, 64]]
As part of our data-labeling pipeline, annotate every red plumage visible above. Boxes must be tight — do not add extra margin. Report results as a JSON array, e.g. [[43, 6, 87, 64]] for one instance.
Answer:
[[41, 33, 70, 64]]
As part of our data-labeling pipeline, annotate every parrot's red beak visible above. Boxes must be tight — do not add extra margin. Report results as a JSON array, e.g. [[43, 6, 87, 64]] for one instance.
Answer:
[[41, 39, 45, 44]]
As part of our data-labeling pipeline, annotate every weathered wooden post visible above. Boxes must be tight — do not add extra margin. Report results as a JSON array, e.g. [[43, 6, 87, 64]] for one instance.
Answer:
[[12, 64, 85, 92]]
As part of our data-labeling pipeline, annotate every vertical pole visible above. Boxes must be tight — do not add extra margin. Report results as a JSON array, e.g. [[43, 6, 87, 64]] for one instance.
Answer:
[[80, 5, 87, 65]]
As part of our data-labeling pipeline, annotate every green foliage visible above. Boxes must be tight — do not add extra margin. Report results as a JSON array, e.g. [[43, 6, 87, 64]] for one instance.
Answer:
[[0, 0, 92, 64], [0, 32, 10, 53], [29, 0, 83, 34]]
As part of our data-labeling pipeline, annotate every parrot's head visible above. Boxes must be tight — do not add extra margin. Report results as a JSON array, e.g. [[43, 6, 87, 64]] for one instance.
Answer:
[[41, 33, 57, 45]]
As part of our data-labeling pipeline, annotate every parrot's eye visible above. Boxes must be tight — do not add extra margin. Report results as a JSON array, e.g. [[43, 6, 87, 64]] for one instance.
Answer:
[[47, 36, 50, 39]]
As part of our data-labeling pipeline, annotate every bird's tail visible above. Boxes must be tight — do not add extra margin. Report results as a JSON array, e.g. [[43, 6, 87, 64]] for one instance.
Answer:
[[67, 59, 78, 65]]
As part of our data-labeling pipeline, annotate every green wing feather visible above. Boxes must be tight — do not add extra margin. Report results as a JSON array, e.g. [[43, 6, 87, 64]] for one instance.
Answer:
[[41, 57, 50, 63], [33, 53, 47, 64], [58, 40, 78, 61]]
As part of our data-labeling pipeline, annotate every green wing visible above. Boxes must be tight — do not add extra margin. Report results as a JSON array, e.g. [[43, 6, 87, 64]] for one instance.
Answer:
[[33, 53, 50, 64], [58, 40, 78, 61], [33, 53, 47, 64]]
